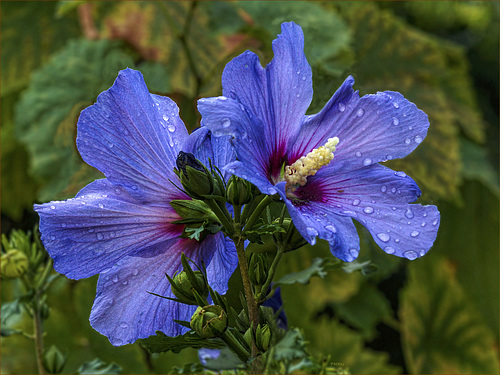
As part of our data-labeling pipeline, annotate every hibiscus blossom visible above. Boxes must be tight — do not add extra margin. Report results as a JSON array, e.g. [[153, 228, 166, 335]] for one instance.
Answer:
[[34, 69, 238, 345], [198, 22, 440, 262]]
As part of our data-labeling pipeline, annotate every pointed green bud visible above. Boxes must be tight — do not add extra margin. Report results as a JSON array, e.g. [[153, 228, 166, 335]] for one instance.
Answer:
[[43, 345, 66, 374], [190, 305, 228, 338], [281, 218, 308, 251], [169, 270, 208, 305], [248, 252, 269, 286], [226, 176, 253, 205], [1, 249, 29, 279], [171, 200, 219, 224], [176, 152, 224, 199], [256, 324, 271, 351]]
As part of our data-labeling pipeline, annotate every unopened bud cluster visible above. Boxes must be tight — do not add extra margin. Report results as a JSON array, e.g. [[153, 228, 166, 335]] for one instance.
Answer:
[[190, 305, 228, 338]]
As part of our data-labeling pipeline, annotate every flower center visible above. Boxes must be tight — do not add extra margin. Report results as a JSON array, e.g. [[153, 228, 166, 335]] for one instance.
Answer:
[[284, 137, 339, 194]]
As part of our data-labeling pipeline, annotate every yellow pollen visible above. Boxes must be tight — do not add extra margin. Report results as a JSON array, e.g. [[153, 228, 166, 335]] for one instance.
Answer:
[[284, 137, 339, 191]]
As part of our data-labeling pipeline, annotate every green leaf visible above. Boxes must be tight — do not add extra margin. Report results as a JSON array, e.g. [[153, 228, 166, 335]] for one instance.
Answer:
[[245, 221, 286, 244], [202, 347, 244, 371], [460, 138, 499, 196], [274, 257, 330, 286], [15, 39, 135, 201], [0, 300, 24, 337], [400, 256, 499, 374], [76, 358, 121, 374], [341, 260, 378, 275], [140, 330, 226, 354]]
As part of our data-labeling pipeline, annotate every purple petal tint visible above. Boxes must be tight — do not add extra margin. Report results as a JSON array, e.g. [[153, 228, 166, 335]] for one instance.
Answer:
[[35, 69, 238, 345], [200, 21, 440, 261]]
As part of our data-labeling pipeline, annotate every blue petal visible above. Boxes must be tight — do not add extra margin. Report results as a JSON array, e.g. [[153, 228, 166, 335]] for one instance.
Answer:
[[34, 179, 184, 279], [221, 22, 313, 155], [182, 127, 236, 181], [89, 233, 237, 345], [76, 68, 188, 202], [276, 182, 360, 262], [289, 76, 429, 171]]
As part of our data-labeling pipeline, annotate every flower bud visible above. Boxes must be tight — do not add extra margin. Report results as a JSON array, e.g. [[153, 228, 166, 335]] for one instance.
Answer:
[[176, 152, 224, 199], [248, 252, 269, 286], [170, 270, 208, 305], [43, 345, 66, 374], [256, 324, 271, 351], [190, 305, 228, 338], [1, 250, 29, 278], [281, 218, 308, 251], [226, 176, 253, 205], [170, 200, 219, 224]]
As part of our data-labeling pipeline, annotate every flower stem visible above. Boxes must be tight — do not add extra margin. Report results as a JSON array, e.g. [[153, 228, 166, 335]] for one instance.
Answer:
[[221, 329, 250, 363], [243, 195, 275, 234], [206, 199, 235, 237], [33, 294, 45, 374], [257, 245, 285, 303], [235, 237, 259, 360]]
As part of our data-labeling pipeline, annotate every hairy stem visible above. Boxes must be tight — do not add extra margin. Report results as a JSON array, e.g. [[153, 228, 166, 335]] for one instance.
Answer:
[[33, 295, 45, 375]]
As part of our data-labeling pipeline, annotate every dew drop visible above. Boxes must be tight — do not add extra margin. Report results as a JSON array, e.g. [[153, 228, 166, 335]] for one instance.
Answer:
[[169, 140, 174, 147], [386, 155, 393, 160], [296, 93, 300, 98], [109, 231, 116, 238], [380, 186, 387, 193], [88, 228, 95, 233], [432, 218, 439, 226], [98, 203, 104, 209], [167, 124, 176, 132], [132, 269, 139, 276], [355, 151, 362, 158], [349, 249, 359, 258], [384, 246, 395, 254], [81, 201, 86, 205], [338, 102, 346, 112], [419, 250, 426, 257], [122, 280, 128, 285], [162, 115, 169, 122], [410, 230, 420, 237], [393, 102, 399, 109], [363, 158, 372, 166], [222, 118, 231, 128], [403, 250, 418, 260], [96, 233, 104, 240], [414, 135, 423, 144], [395, 171, 406, 177], [325, 225, 337, 233], [392, 117, 399, 125], [392, 206, 397, 211], [352, 199, 360, 206], [391, 187, 397, 193], [421, 221, 426, 227], [306, 227, 319, 237], [377, 233, 390, 242], [404, 138, 411, 145], [50, 235, 56, 240], [112, 275, 119, 283], [395, 238, 400, 243], [114, 339, 124, 346], [357, 108, 365, 116], [219, 96, 227, 101], [120, 322, 128, 329], [50, 205, 56, 209], [302, 75, 307, 81], [405, 208, 414, 219], [131, 185, 138, 190], [61, 223, 67, 228], [363, 206, 374, 214]]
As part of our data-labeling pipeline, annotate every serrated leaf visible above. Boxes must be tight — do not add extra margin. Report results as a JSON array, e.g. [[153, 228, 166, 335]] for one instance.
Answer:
[[272, 328, 308, 362], [76, 358, 121, 374], [341, 260, 378, 275], [140, 330, 225, 354], [400, 256, 499, 374], [275, 257, 329, 285], [15, 39, 135, 201]]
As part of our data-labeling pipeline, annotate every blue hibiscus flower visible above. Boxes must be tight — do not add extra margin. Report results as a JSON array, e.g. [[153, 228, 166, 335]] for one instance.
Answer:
[[198, 22, 440, 262], [34, 69, 238, 346]]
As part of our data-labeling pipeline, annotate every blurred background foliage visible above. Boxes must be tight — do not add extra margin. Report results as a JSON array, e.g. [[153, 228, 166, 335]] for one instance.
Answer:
[[1, 1, 498, 374]]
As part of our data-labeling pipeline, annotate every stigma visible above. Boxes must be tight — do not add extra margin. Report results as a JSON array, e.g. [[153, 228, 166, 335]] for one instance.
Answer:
[[284, 137, 339, 192]]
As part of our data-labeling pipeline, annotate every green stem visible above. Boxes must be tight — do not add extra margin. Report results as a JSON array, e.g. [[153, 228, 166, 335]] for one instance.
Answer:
[[33, 295, 45, 375], [258, 245, 285, 303], [233, 204, 241, 225], [206, 200, 235, 237], [235, 238, 259, 359], [221, 329, 250, 363], [243, 195, 275, 234], [240, 194, 264, 226]]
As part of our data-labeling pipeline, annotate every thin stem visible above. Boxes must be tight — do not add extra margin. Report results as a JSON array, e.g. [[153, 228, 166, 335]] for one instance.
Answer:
[[233, 204, 241, 225], [240, 194, 264, 227], [235, 237, 259, 359], [206, 200, 235, 237], [221, 329, 250, 363], [258, 245, 285, 303], [243, 195, 275, 234], [33, 295, 45, 375]]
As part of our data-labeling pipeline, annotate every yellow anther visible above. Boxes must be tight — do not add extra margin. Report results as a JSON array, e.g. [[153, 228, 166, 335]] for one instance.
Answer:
[[284, 137, 339, 192]]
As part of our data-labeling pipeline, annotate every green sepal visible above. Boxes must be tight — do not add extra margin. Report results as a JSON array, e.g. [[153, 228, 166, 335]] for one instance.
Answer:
[[141, 330, 226, 354], [173, 319, 192, 329]]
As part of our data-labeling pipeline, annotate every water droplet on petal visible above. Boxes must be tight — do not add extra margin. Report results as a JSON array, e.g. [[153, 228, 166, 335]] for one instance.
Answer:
[[325, 225, 337, 233], [131, 185, 138, 190], [112, 275, 119, 283], [162, 115, 169, 122], [392, 117, 399, 125], [363, 158, 372, 166], [380, 186, 387, 193], [363, 206, 374, 214], [357, 108, 365, 116], [219, 96, 227, 101], [50, 205, 56, 210], [414, 135, 422, 144], [302, 75, 306, 81], [404, 138, 411, 145], [404, 250, 418, 260], [395, 171, 406, 177], [81, 201, 86, 205], [98, 203, 104, 209], [352, 199, 360, 206], [432, 218, 439, 226], [96, 233, 104, 240], [306, 227, 319, 237], [384, 246, 395, 254], [132, 269, 139, 276], [355, 151, 362, 158], [393, 102, 399, 109], [222, 118, 231, 128], [405, 207, 414, 219], [349, 249, 359, 258], [122, 280, 128, 285], [395, 238, 400, 243], [50, 235, 56, 240], [421, 221, 426, 227], [377, 233, 390, 242], [419, 250, 426, 257], [391, 187, 397, 193], [120, 322, 128, 329], [61, 223, 67, 228], [167, 124, 175, 132], [338, 102, 346, 112], [114, 339, 123, 346], [109, 231, 116, 238], [410, 230, 420, 237]]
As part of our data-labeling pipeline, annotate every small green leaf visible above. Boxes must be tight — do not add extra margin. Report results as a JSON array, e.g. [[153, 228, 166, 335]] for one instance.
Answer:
[[140, 330, 225, 354], [341, 260, 378, 275], [76, 358, 121, 374], [275, 258, 330, 285], [245, 221, 286, 244], [272, 328, 308, 362]]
